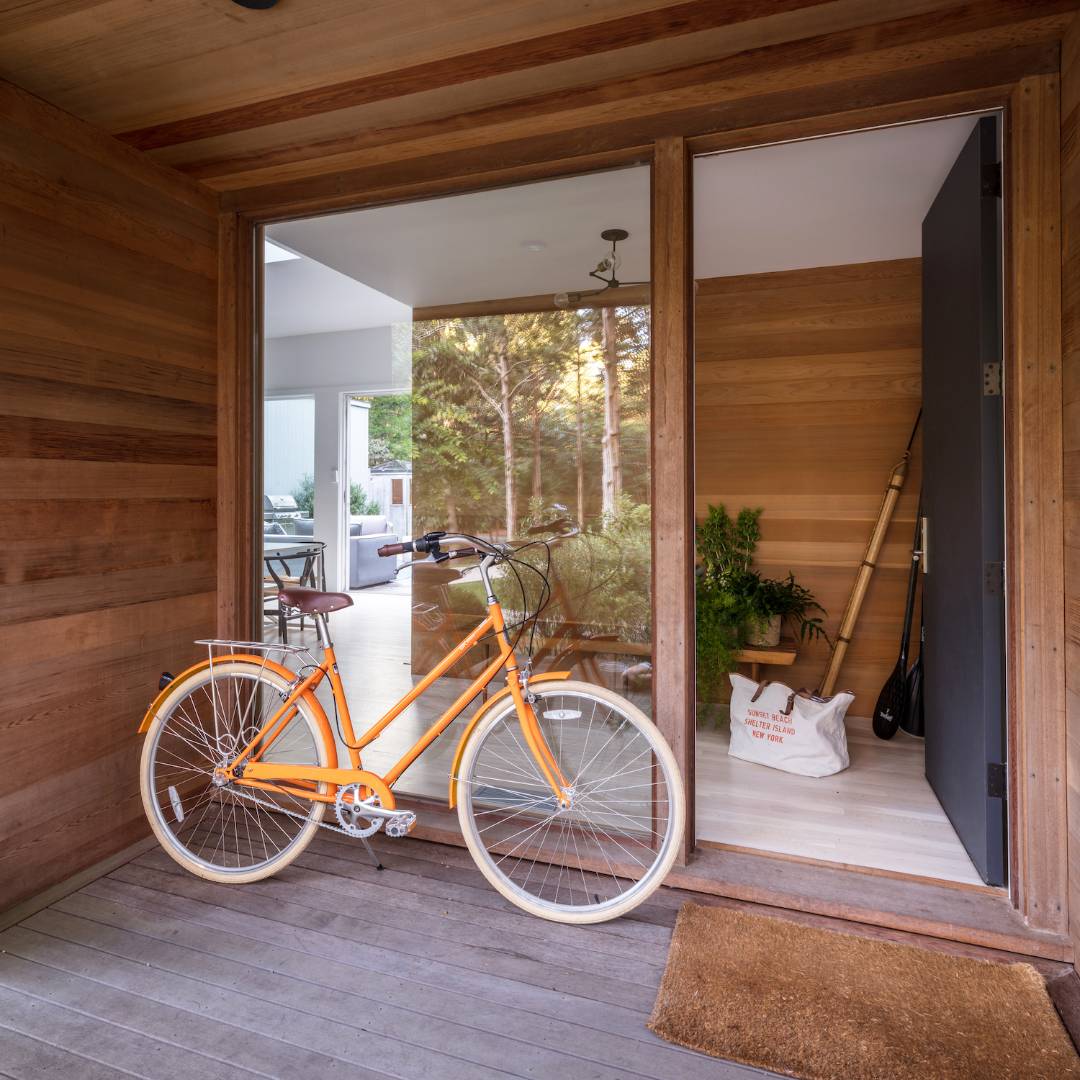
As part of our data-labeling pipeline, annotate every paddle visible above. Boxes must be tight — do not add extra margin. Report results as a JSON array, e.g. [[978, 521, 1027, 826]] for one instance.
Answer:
[[901, 614, 924, 738], [872, 491, 923, 740]]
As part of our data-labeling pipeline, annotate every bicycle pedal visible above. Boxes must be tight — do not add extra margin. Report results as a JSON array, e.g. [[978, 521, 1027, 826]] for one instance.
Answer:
[[383, 810, 417, 839]]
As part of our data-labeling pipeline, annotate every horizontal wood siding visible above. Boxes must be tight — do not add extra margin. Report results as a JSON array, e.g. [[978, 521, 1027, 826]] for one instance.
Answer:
[[694, 258, 922, 715], [0, 79, 218, 912]]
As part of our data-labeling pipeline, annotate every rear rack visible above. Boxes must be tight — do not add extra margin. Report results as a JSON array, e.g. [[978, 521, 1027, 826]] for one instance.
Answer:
[[195, 638, 309, 655], [195, 638, 320, 679]]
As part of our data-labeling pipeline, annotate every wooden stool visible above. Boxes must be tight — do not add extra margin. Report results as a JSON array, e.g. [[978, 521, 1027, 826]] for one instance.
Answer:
[[734, 639, 798, 682]]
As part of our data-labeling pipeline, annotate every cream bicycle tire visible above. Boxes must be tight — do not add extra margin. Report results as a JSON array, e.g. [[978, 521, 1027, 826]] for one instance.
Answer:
[[456, 679, 684, 924], [140, 661, 330, 884]]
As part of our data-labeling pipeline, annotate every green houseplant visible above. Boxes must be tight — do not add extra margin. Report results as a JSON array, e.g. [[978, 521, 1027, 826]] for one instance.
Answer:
[[695, 505, 827, 704]]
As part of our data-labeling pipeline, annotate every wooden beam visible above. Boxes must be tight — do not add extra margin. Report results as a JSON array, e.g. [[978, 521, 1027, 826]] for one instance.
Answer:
[[651, 136, 695, 862], [1060, 14, 1080, 971], [413, 284, 650, 322], [210, 1, 1068, 198], [118, 0, 824, 151], [1006, 73, 1068, 936], [217, 212, 258, 640], [687, 83, 1014, 156]]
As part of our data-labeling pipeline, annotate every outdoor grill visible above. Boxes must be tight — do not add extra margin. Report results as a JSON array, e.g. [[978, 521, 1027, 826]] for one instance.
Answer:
[[264, 493, 302, 525]]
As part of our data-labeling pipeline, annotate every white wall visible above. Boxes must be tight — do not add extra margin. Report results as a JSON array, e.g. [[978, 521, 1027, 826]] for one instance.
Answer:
[[265, 326, 406, 590], [347, 401, 371, 495], [266, 326, 402, 394], [263, 397, 314, 498]]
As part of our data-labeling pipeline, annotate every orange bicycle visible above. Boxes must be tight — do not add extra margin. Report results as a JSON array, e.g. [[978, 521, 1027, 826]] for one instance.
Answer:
[[138, 528, 684, 923]]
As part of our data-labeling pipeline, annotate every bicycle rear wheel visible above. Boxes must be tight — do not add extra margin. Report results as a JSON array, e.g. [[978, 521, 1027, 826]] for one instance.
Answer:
[[139, 661, 330, 883], [455, 680, 684, 923]]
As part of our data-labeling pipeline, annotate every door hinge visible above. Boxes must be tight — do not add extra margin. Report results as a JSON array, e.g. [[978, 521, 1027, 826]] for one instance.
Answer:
[[987, 762, 1007, 800], [984, 560, 1004, 595], [982, 161, 1002, 198], [983, 361, 1002, 396]]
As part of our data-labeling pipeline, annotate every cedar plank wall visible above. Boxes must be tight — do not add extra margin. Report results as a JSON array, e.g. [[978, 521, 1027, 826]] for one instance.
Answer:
[[1062, 16, 1080, 964], [0, 80, 218, 911], [695, 259, 922, 715]]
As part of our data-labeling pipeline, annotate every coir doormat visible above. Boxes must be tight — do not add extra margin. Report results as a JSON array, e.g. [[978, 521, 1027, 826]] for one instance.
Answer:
[[648, 903, 1080, 1080]]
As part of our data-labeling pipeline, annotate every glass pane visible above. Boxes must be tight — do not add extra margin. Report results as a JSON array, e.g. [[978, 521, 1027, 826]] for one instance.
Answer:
[[260, 166, 651, 801]]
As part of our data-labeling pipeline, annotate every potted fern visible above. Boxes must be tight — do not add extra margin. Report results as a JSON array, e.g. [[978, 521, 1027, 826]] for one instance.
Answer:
[[695, 505, 827, 702]]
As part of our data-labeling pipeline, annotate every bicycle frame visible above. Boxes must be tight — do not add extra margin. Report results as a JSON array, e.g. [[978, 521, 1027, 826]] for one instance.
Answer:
[[215, 552, 572, 812]]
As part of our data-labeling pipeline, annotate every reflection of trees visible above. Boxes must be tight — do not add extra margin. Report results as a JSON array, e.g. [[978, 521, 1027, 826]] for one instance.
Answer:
[[412, 306, 650, 538]]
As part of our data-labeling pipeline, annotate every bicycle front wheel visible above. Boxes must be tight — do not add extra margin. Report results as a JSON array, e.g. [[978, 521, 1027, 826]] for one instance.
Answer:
[[456, 679, 684, 923]]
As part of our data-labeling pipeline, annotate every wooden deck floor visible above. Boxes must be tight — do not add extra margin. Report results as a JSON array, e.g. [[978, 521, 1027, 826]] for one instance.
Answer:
[[0, 833, 774, 1079]]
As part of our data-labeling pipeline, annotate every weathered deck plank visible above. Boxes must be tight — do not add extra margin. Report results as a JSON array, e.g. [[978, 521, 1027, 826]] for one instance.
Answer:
[[0, 1026, 133, 1080], [0, 835, 772, 1079]]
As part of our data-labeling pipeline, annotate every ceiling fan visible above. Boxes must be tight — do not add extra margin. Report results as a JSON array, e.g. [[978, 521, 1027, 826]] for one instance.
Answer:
[[553, 228, 649, 308]]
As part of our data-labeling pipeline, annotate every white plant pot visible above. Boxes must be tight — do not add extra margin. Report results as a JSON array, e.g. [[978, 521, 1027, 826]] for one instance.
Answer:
[[746, 613, 781, 648]]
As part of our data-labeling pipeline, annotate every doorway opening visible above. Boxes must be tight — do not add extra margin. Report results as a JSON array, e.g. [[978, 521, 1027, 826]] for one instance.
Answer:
[[692, 114, 1007, 888]]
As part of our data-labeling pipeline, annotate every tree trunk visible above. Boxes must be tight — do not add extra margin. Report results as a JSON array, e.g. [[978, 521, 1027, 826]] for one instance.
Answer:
[[575, 351, 585, 527], [531, 411, 543, 503], [496, 346, 516, 539], [444, 485, 459, 531], [600, 306, 623, 519]]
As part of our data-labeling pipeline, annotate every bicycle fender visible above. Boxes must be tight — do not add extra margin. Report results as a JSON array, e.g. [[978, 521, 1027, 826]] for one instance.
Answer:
[[137, 654, 331, 750], [447, 671, 571, 808]]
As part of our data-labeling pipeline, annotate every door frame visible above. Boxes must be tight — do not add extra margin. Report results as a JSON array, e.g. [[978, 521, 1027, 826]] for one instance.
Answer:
[[217, 75, 1069, 949]]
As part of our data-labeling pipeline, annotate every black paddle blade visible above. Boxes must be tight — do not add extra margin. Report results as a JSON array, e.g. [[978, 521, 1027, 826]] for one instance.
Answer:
[[900, 657, 924, 738], [872, 660, 908, 739]]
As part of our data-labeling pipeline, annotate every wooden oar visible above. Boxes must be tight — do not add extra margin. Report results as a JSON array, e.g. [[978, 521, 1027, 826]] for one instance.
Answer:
[[818, 411, 921, 697]]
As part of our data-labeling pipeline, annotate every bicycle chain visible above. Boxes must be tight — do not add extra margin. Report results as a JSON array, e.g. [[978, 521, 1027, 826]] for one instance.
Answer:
[[224, 783, 381, 840]]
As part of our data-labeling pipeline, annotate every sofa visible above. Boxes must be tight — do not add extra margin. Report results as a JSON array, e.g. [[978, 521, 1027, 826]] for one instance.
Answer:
[[348, 514, 400, 589], [264, 515, 399, 589]]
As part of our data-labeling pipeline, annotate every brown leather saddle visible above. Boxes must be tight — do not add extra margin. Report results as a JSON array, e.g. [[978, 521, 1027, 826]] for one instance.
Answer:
[[277, 585, 354, 614]]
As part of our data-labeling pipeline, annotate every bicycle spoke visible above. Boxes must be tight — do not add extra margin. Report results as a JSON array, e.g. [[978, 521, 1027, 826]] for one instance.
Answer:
[[460, 685, 679, 920], [146, 667, 323, 876]]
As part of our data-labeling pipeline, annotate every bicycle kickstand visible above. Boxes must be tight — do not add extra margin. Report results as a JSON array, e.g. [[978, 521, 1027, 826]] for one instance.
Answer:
[[360, 835, 384, 871]]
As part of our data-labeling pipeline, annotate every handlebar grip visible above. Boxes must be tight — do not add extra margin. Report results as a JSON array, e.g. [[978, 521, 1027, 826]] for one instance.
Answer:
[[377, 541, 412, 558]]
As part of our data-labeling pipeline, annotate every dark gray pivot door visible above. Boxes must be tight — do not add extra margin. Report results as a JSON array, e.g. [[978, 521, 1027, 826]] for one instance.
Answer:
[[921, 115, 1006, 887]]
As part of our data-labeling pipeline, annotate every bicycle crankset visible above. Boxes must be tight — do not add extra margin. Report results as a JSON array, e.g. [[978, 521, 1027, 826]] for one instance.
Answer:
[[333, 784, 417, 839]]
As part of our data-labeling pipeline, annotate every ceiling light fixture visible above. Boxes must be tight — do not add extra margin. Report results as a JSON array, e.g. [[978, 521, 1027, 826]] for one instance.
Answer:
[[521, 240, 547, 253], [230, 0, 279, 9], [554, 228, 648, 308]]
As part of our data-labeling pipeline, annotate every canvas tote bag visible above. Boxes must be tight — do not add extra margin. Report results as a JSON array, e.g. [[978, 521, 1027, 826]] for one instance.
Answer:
[[728, 673, 853, 777]]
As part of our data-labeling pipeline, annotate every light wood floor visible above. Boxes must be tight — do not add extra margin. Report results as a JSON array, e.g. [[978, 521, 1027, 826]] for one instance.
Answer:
[[0, 835, 772, 1080], [696, 716, 984, 886], [271, 583, 983, 887]]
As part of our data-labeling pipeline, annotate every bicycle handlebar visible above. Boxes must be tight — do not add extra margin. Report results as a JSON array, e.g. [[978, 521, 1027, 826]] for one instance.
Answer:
[[377, 534, 483, 560]]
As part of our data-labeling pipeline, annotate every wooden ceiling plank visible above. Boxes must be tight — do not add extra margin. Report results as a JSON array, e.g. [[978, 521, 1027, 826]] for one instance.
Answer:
[[0, 0, 686, 133], [213, 7, 1067, 195], [116, 0, 828, 150], [151, 0, 947, 177], [0, 0, 115, 36]]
